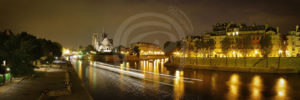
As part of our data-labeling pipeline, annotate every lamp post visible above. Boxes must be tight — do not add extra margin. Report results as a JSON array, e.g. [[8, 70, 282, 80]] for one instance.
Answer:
[[3, 60, 5, 66], [2, 60, 7, 84], [278, 50, 282, 71]]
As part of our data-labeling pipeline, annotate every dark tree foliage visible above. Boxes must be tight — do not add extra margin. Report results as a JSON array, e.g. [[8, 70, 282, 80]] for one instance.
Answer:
[[236, 35, 253, 67], [221, 36, 232, 65], [0, 30, 62, 76], [206, 39, 216, 54], [132, 46, 140, 57], [259, 34, 273, 67], [86, 45, 96, 52], [163, 41, 181, 56], [78, 45, 96, 54]]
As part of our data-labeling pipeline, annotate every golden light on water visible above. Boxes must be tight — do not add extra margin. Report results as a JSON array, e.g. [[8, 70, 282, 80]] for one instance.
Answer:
[[230, 74, 239, 85], [211, 73, 217, 91], [126, 62, 130, 71], [88, 62, 96, 89], [153, 60, 160, 91], [78, 60, 82, 79], [227, 74, 239, 100], [250, 75, 263, 100], [275, 77, 287, 100], [279, 78, 285, 87], [252, 75, 261, 87], [174, 70, 184, 100]]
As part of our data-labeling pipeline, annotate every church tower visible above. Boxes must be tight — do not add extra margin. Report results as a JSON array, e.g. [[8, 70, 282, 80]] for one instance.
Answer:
[[92, 33, 99, 50]]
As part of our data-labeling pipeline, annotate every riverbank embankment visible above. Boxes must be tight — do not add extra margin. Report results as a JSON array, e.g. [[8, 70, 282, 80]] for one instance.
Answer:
[[165, 57, 300, 73]]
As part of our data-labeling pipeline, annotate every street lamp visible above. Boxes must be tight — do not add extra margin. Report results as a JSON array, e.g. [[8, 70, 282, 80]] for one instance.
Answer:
[[278, 50, 283, 71], [2, 60, 6, 66]]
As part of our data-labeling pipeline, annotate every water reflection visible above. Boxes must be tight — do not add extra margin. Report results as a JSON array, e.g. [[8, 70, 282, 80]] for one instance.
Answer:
[[211, 73, 217, 92], [78, 60, 82, 79], [227, 74, 240, 100], [88, 61, 97, 89], [274, 77, 288, 100], [250, 75, 262, 100], [153, 60, 160, 91], [72, 59, 297, 100], [119, 62, 125, 92], [174, 70, 184, 100]]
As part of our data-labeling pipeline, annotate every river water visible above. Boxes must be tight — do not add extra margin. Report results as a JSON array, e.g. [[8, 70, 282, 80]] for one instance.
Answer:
[[72, 59, 300, 100]]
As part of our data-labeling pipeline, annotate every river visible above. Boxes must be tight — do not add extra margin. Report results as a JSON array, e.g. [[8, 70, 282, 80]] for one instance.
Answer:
[[72, 59, 300, 100]]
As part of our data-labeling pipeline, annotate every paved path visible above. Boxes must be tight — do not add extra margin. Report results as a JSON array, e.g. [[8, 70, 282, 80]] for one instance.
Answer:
[[0, 67, 92, 100]]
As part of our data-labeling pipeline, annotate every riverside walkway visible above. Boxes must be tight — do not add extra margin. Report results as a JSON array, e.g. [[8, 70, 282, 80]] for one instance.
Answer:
[[0, 63, 92, 100]]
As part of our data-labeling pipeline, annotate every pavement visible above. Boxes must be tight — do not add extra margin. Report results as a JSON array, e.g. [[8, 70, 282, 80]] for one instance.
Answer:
[[0, 65, 93, 100]]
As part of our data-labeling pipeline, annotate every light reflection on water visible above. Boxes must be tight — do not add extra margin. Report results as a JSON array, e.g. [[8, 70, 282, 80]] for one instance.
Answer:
[[174, 70, 184, 100], [78, 60, 82, 79], [211, 73, 217, 92], [88, 61, 97, 89], [73, 59, 295, 100], [227, 74, 240, 100], [250, 75, 262, 100], [274, 77, 288, 100]]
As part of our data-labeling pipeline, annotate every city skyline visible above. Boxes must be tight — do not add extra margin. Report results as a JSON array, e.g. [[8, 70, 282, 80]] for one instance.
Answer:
[[1, 0, 300, 48]]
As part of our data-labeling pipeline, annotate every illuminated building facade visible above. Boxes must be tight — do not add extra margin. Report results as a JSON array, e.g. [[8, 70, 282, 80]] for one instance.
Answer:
[[131, 42, 165, 56], [287, 25, 300, 57], [177, 22, 300, 57], [92, 32, 113, 53]]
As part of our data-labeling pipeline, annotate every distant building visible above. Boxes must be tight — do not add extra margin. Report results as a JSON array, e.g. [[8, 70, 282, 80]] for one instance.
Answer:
[[131, 42, 164, 56], [287, 25, 300, 57], [181, 22, 286, 57], [92, 32, 113, 52], [210, 22, 280, 57]]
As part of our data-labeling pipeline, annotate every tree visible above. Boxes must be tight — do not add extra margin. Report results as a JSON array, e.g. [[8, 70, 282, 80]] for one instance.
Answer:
[[0, 30, 63, 76], [206, 39, 216, 65], [163, 41, 181, 63], [3, 32, 39, 75], [237, 35, 253, 67], [51, 42, 62, 57], [132, 46, 140, 58], [86, 45, 96, 52], [221, 36, 232, 66], [194, 37, 205, 65], [259, 34, 273, 67]]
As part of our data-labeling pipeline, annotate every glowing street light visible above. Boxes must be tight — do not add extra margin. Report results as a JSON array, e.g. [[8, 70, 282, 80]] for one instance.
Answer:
[[278, 50, 283, 55], [2, 60, 6, 66], [63, 48, 71, 55], [254, 50, 258, 54], [278, 50, 283, 70]]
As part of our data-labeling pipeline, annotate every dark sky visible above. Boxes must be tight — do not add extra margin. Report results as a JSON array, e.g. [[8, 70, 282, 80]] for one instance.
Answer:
[[1, 0, 299, 48]]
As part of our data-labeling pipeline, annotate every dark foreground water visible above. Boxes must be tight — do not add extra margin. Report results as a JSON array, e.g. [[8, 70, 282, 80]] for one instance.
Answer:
[[72, 59, 300, 100]]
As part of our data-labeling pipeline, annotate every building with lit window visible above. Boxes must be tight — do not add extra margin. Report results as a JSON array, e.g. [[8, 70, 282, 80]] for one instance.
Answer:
[[287, 25, 300, 57], [92, 32, 113, 53], [131, 42, 165, 56], [210, 22, 280, 57], [179, 22, 297, 58]]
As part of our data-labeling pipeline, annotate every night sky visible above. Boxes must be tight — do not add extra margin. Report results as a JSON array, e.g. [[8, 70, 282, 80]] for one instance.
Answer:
[[1, 0, 299, 48]]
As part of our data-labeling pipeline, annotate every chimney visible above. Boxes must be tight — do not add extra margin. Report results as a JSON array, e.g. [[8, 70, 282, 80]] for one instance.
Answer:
[[296, 25, 299, 32], [277, 27, 280, 33]]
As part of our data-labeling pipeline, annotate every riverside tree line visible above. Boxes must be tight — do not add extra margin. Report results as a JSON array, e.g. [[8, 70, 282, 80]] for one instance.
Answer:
[[0, 30, 62, 76]]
